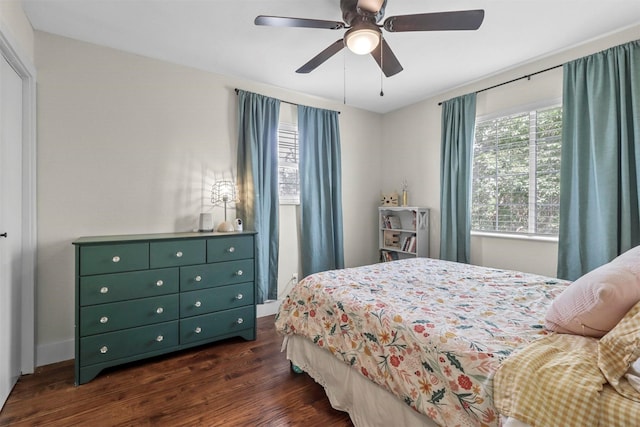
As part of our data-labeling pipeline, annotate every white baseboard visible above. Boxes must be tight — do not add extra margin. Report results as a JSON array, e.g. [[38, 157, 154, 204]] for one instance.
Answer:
[[34, 301, 283, 368], [36, 339, 74, 367], [257, 300, 281, 317]]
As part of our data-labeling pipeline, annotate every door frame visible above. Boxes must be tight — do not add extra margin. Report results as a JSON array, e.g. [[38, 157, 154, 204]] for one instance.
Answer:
[[0, 23, 37, 375]]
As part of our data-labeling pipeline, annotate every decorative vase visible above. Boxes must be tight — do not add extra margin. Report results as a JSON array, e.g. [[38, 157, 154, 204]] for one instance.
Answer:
[[402, 190, 408, 206]]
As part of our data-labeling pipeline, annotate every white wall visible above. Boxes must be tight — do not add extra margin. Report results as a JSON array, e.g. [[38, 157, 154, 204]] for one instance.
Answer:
[[0, 1, 34, 63], [34, 31, 383, 365], [383, 24, 640, 277]]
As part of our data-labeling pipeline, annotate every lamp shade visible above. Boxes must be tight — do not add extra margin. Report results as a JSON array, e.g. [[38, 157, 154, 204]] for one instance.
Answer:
[[211, 180, 236, 206], [345, 26, 380, 55], [211, 179, 237, 232]]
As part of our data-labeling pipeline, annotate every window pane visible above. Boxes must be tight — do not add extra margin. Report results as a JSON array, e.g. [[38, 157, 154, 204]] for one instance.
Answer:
[[534, 106, 562, 234], [471, 106, 562, 235], [278, 123, 300, 204]]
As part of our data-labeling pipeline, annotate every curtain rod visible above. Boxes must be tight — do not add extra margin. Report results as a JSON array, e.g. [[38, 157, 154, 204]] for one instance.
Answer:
[[234, 88, 340, 114], [437, 63, 564, 106]]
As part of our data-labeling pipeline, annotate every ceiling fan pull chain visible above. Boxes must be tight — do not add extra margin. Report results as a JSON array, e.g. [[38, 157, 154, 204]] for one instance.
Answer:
[[343, 49, 347, 105], [379, 34, 384, 97]]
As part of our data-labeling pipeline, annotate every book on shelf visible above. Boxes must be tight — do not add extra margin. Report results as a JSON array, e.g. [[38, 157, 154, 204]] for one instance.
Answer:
[[401, 234, 416, 253], [382, 214, 402, 229], [400, 236, 408, 251], [380, 250, 399, 262]]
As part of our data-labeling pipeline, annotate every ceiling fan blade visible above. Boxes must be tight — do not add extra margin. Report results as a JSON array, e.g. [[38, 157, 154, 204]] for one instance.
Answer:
[[383, 9, 485, 32], [296, 39, 345, 74], [255, 15, 345, 30], [370, 38, 403, 77]]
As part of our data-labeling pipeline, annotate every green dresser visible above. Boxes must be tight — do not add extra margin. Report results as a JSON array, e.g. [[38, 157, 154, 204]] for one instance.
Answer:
[[73, 231, 256, 385]]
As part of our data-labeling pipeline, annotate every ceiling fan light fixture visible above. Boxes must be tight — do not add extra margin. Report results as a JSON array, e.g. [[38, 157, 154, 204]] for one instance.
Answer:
[[356, 0, 385, 14], [345, 27, 380, 55]]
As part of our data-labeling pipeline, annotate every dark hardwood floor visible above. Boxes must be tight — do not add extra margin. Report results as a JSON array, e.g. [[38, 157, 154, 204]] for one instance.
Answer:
[[0, 315, 353, 426]]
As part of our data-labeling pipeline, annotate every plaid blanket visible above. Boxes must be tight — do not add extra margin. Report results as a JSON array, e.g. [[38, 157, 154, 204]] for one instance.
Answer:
[[494, 333, 640, 426]]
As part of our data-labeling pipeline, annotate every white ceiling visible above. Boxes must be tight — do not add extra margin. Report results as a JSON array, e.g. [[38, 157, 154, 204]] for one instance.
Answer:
[[21, 0, 640, 114]]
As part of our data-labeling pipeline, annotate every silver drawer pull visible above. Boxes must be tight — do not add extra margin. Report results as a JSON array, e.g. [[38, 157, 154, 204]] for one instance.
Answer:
[[156, 307, 164, 314], [100, 346, 108, 354], [156, 280, 164, 287], [100, 316, 109, 324], [228, 246, 235, 253], [236, 318, 244, 325], [194, 327, 202, 334], [194, 275, 202, 282], [236, 270, 243, 276], [235, 293, 243, 300], [156, 335, 164, 342], [194, 301, 202, 308], [112, 256, 120, 263], [175, 251, 183, 258], [100, 286, 109, 294]]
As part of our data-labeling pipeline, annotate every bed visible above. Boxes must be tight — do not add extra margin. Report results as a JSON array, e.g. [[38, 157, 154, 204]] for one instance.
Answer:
[[275, 257, 568, 426], [275, 255, 640, 426]]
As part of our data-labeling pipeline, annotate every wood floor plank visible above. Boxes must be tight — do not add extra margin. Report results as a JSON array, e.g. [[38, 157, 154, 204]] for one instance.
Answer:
[[0, 315, 353, 426]]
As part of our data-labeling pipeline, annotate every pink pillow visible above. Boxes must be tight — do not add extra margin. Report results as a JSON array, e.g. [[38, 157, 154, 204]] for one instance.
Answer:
[[545, 254, 640, 338], [610, 244, 640, 276]]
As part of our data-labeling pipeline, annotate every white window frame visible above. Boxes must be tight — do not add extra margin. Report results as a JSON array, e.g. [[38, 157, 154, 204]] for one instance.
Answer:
[[471, 101, 562, 237]]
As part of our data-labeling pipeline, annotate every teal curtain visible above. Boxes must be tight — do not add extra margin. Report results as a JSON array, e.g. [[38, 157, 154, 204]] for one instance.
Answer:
[[298, 105, 344, 277], [439, 93, 477, 263], [236, 90, 280, 303], [558, 40, 640, 280]]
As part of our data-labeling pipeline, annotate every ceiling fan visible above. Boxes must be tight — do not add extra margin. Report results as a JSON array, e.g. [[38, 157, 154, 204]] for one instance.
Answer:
[[255, 0, 484, 77]]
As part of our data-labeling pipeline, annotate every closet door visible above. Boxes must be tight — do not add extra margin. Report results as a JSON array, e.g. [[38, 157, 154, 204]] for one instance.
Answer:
[[0, 52, 23, 409]]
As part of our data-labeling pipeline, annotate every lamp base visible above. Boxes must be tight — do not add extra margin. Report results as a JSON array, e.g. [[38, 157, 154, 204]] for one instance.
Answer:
[[216, 221, 236, 232]]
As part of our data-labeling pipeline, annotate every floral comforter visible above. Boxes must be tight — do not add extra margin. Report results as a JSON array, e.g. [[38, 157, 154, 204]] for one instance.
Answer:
[[275, 258, 569, 427]]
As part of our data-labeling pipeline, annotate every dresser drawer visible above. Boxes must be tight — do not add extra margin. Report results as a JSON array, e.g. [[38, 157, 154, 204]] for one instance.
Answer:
[[80, 294, 179, 336], [80, 321, 179, 366], [180, 282, 254, 318], [80, 268, 179, 306], [150, 239, 206, 268], [180, 259, 254, 291], [180, 306, 255, 345], [80, 243, 149, 276], [207, 235, 254, 263]]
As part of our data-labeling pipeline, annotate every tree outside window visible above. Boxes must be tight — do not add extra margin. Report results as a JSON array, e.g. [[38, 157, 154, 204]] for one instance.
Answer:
[[472, 105, 562, 236]]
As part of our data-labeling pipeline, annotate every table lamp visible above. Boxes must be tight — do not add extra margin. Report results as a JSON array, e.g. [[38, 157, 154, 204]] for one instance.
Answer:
[[211, 180, 237, 232]]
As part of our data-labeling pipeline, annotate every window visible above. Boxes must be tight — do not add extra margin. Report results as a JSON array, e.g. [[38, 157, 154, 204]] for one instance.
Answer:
[[471, 105, 562, 235], [278, 122, 300, 204]]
